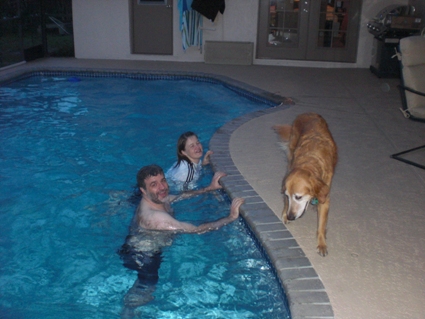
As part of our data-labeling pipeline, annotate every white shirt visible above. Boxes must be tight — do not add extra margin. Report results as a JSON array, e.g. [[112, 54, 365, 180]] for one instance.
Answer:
[[166, 160, 203, 189]]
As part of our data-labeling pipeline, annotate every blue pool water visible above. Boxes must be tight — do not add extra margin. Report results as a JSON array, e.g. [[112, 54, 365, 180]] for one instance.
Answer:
[[0, 75, 290, 318]]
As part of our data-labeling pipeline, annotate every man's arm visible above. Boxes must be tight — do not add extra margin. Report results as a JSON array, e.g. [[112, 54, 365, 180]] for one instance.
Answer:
[[185, 198, 243, 233], [145, 198, 244, 234], [171, 171, 227, 202]]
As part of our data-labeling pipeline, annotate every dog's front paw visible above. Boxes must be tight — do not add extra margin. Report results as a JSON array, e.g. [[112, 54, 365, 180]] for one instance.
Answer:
[[317, 244, 328, 257]]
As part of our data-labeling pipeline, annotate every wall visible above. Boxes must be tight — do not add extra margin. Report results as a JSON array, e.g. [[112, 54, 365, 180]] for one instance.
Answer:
[[72, 0, 131, 60], [72, 0, 410, 68]]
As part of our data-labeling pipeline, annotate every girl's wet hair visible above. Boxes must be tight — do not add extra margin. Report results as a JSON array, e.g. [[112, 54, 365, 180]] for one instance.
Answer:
[[175, 131, 198, 167], [175, 131, 198, 190]]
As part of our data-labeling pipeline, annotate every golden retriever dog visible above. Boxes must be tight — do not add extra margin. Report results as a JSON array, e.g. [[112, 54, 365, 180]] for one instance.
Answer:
[[273, 113, 337, 256]]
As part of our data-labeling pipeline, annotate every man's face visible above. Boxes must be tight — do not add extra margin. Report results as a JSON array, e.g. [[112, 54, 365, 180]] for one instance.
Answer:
[[140, 173, 169, 204]]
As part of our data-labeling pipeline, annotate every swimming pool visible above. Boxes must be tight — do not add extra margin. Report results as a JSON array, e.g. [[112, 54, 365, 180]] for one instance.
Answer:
[[0, 74, 290, 318]]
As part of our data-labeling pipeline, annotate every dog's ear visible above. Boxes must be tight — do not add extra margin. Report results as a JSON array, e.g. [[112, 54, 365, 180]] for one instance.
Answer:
[[314, 178, 329, 204], [281, 178, 286, 194]]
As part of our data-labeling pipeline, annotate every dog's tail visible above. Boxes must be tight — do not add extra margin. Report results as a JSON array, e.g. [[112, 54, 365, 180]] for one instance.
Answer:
[[272, 125, 292, 142]]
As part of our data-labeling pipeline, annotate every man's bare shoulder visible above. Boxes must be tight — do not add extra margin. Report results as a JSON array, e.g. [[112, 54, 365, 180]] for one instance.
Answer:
[[137, 198, 179, 231], [140, 209, 173, 230]]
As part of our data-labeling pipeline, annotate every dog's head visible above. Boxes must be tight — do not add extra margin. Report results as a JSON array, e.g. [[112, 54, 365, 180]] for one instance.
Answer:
[[282, 168, 329, 220]]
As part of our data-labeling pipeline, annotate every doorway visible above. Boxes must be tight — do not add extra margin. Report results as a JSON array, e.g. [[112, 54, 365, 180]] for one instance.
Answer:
[[131, 0, 173, 55], [0, 0, 73, 69], [257, 0, 362, 62]]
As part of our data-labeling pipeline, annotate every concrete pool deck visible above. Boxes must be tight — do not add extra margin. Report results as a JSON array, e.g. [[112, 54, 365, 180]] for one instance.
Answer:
[[2, 58, 425, 319]]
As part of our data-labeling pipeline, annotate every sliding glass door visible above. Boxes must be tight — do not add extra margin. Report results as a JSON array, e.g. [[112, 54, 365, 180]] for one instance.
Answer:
[[257, 0, 362, 62]]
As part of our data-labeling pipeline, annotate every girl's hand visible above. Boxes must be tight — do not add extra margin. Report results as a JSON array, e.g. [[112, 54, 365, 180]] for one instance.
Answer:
[[208, 171, 226, 190], [203, 150, 213, 165]]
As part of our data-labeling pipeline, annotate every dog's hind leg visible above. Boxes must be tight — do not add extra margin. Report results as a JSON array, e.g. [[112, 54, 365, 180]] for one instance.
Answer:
[[316, 200, 329, 256], [273, 125, 293, 163], [273, 125, 292, 141]]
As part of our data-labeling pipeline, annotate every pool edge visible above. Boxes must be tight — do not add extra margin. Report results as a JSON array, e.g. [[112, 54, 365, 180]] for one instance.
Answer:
[[2, 67, 334, 318], [210, 108, 335, 319], [0, 66, 290, 107]]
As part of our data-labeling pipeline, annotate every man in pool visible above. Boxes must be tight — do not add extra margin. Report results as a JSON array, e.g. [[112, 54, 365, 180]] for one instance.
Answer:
[[119, 164, 244, 316]]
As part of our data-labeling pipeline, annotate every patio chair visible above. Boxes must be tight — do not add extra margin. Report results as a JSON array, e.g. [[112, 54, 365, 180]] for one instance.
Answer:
[[396, 34, 425, 122], [391, 144, 425, 170], [390, 34, 425, 170]]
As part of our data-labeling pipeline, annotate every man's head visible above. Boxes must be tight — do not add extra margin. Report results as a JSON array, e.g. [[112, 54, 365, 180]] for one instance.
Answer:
[[137, 164, 164, 189], [137, 165, 169, 204]]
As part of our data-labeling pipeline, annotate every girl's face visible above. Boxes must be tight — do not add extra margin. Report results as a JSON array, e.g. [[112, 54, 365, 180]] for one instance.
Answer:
[[182, 136, 203, 163]]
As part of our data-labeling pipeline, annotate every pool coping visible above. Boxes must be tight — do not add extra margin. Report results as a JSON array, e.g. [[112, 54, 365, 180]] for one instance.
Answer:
[[1, 67, 334, 319], [0, 65, 290, 107]]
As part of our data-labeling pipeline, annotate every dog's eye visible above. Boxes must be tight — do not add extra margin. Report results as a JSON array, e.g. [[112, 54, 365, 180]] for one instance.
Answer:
[[294, 195, 302, 201]]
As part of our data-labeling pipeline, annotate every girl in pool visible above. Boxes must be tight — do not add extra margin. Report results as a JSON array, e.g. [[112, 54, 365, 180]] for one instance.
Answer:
[[166, 131, 213, 190]]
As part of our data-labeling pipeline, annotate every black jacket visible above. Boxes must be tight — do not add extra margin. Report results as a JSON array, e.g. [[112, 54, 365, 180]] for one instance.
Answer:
[[191, 0, 225, 22]]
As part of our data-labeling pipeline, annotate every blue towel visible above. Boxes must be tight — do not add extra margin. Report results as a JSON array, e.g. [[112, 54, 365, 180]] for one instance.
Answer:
[[179, 0, 203, 51], [178, 0, 192, 29]]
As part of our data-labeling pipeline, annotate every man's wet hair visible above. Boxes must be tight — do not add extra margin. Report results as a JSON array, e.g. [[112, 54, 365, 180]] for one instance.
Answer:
[[137, 164, 164, 189]]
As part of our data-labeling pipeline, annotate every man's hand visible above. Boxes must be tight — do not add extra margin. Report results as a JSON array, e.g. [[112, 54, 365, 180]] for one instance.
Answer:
[[187, 197, 245, 234], [208, 171, 227, 190], [229, 198, 244, 219]]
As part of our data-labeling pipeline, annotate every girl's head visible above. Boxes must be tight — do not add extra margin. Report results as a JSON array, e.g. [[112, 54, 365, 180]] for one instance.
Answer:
[[176, 131, 204, 164]]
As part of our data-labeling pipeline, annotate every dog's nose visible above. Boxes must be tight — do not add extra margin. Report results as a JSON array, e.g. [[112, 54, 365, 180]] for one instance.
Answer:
[[287, 214, 296, 221]]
